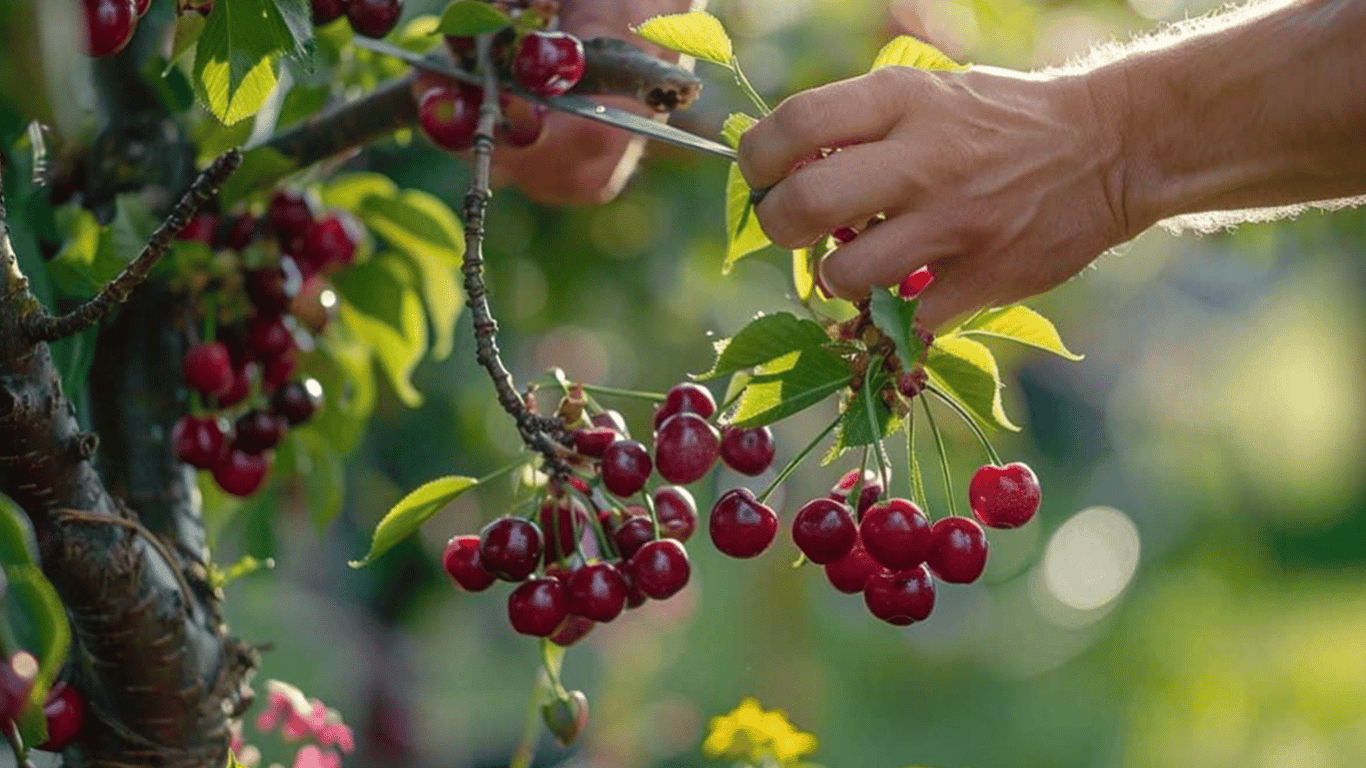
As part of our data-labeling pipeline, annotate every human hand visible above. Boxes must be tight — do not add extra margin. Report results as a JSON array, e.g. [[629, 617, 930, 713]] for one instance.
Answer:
[[736, 65, 1134, 329]]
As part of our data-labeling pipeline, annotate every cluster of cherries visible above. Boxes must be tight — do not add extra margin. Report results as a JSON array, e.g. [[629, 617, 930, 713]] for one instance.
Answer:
[[170, 191, 345, 497], [441, 382, 778, 643], [309, 0, 404, 39], [415, 26, 588, 153], [0, 652, 86, 753], [81, 0, 151, 58]]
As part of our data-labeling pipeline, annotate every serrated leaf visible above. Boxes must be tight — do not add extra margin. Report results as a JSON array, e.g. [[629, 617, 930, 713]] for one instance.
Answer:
[[728, 347, 850, 428], [350, 475, 479, 567], [792, 248, 814, 301], [270, 0, 315, 60], [721, 112, 756, 149], [868, 290, 924, 367], [870, 35, 967, 72], [924, 335, 1019, 432], [333, 259, 428, 407], [437, 0, 512, 36], [5, 564, 70, 747], [696, 312, 831, 381], [193, 0, 293, 125], [953, 304, 1084, 360], [633, 11, 733, 68], [723, 163, 771, 272]]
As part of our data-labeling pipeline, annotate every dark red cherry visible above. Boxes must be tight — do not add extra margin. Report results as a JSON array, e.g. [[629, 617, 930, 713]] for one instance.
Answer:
[[708, 487, 778, 558], [172, 415, 228, 470], [652, 382, 715, 431], [133, 0, 151, 17], [311, 0, 349, 25], [442, 535, 496, 592], [548, 615, 595, 647], [271, 378, 324, 425], [182, 341, 233, 397], [212, 446, 271, 497], [791, 497, 857, 565], [245, 315, 293, 361], [346, 0, 401, 38], [824, 535, 880, 594], [296, 214, 358, 274], [570, 426, 618, 459], [653, 485, 697, 542], [611, 514, 655, 561], [507, 578, 568, 637], [614, 562, 647, 609], [268, 191, 315, 252], [244, 257, 303, 316], [590, 410, 629, 436], [511, 31, 586, 97], [968, 462, 1042, 529], [653, 413, 719, 485], [418, 84, 482, 152], [926, 516, 988, 584], [626, 539, 690, 600], [829, 468, 884, 514], [233, 409, 285, 454], [177, 212, 219, 245], [898, 267, 935, 298], [600, 439, 651, 497], [859, 498, 931, 571], [83, 0, 137, 58], [478, 517, 543, 582], [719, 426, 776, 476], [539, 496, 587, 566], [863, 564, 936, 625], [261, 348, 298, 393], [566, 563, 628, 623], [219, 212, 257, 250], [36, 681, 86, 751]]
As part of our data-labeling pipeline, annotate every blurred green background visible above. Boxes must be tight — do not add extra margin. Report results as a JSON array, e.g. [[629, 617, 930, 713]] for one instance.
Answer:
[[216, 1, 1366, 767]]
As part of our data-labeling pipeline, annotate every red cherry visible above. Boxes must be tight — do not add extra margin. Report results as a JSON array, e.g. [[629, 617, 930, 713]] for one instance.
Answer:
[[627, 539, 690, 600], [442, 535, 496, 592], [791, 497, 857, 565], [418, 84, 482, 152], [271, 378, 324, 426], [177, 212, 219, 245], [863, 564, 936, 625], [496, 94, 547, 148], [859, 498, 931, 571], [719, 426, 776, 476], [830, 226, 858, 244], [600, 439, 651, 497], [538, 496, 587, 566], [261, 348, 298, 393], [611, 513, 654, 561], [244, 258, 302, 316], [219, 212, 257, 250], [548, 615, 595, 647], [590, 410, 629, 436], [824, 535, 880, 594], [311, 0, 349, 24], [652, 382, 715, 431], [268, 191, 315, 252], [614, 562, 647, 609], [297, 215, 358, 274], [898, 267, 935, 298], [926, 516, 988, 584], [478, 517, 543, 582], [511, 31, 586, 97], [233, 409, 285, 454], [566, 563, 628, 623], [507, 578, 568, 637], [828, 468, 884, 515], [245, 315, 293, 361], [217, 363, 252, 408], [653, 485, 697, 542], [83, 0, 137, 58], [36, 681, 85, 751], [570, 426, 618, 459], [708, 487, 778, 558], [968, 462, 1042, 529], [0, 652, 38, 723], [346, 0, 401, 38], [653, 412, 719, 485], [172, 415, 228, 470], [212, 447, 271, 497], [182, 341, 232, 397], [134, 0, 151, 17]]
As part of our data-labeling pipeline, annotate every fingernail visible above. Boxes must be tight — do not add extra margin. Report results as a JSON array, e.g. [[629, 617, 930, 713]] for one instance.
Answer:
[[898, 267, 934, 299]]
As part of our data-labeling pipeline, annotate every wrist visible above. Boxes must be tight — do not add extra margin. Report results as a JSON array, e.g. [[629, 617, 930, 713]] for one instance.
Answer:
[[1078, 60, 1162, 240]]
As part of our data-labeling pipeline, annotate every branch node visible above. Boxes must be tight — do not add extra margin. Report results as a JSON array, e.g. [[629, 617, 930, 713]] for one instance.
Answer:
[[67, 431, 100, 461]]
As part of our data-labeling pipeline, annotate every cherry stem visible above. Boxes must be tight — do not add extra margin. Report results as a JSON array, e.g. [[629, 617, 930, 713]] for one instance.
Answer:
[[3, 721, 32, 768], [758, 415, 839, 505], [924, 383, 1003, 466], [906, 409, 927, 510], [509, 664, 552, 768], [578, 382, 666, 403], [640, 489, 661, 540], [730, 55, 771, 116], [920, 396, 957, 518], [860, 360, 889, 507]]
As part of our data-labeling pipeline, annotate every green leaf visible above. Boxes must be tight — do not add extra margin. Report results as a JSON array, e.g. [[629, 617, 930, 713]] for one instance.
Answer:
[[869, 35, 967, 72], [47, 205, 122, 298], [309, 323, 378, 455], [868, 290, 925, 367], [721, 112, 756, 149], [727, 347, 851, 428], [5, 564, 70, 747], [218, 146, 297, 209], [350, 475, 479, 567], [437, 0, 512, 36], [193, 0, 292, 125], [792, 248, 814, 302], [826, 364, 898, 462], [333, 258, 428, 407], [321, 172, 398, 211], [723, 163, 771, 273], [0, 495, 37, 567], [168, 11, 207, 66], [270, 0, 315, 60], [696, 312, 832, 381], [280, 428, 346, 532], [924, 335, 1019, 432], [632, 11, 733, 68], [952, 304, 1084, 360]]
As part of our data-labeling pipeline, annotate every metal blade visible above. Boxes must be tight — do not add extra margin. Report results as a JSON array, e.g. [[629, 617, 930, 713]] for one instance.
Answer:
[[352, 37, 737, 161]]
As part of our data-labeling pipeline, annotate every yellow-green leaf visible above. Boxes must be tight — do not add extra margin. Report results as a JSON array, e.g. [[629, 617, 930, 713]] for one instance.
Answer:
[[721, 112, 757, 149], [632, 11, 733, 68], [350, 475, 479, 567], [437, 0, 511, 37], [952, 304, 1084, 360], [792, 248, 814, 301], [870, 35, 967, 72], [723, 163, 770, 272], [333, 259, 427, 408], [924, 335, 1019, 431]]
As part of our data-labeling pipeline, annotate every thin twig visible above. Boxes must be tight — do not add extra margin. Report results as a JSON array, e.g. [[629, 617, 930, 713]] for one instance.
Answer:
[[24, 149, 242, 344], [3, 722, 34, 768]]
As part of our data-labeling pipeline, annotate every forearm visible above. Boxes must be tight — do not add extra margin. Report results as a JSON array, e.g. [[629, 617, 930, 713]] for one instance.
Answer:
[[1094, 0, 1366, 231]]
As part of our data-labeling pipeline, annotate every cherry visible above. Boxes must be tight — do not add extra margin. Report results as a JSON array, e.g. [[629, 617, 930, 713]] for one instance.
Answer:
[[172, 415, 228, 470], [829, 468, 883, 515], [511, 31, 586, 97], [0, 652, 38, 723], [863, 564, 936, 625], [346, 0, 402, 38], [290, 275, 337, 334], [614, 562, 647, 609], [245, 315, 293, 360], [600, 439, 651, 497], [36, 681, 85, 751], [969, 462, 1042, 529], [212, 446, 270, 497], [719, 426, 776, 476], [538, 496, 586, 566], [441, 535, 496, 592], [897, 368, 927, 398], [233, 409, 285, 454], [478, 517, 543, 582], [297, 215, 358, 274], [219, 213, 257, 250], [926, 516, 988, 584], [507, 578, 567, 637], [627, 539, 690, 600], [566, 563, 628, 623], [134, 0, 151, 17], [830, 226, 858, 244], [417, 84, 481, 152], [261, 348, 298, 393], [497, 95, 548, 148], [791, 497, 857, 565], [182, 341, 232, 397], [611, 514, 654, 561], [652, 382, 715, 430], [177, 212, 219, 245], [271, 378, 324, 425], [216, 363, 251, 408], [653, 485, 697, 542], [898, 267, 935, 299], [311, 0, 349, 24], [824, 535, 880, 594], [570, 426, 617, 459], [859, 498, 931, 571], [244, 258, 303, 316], [654, 412, 719, 485], [83, 0, 136, 58], [548, 615, 595, 647], [267, 191, 315, 252], [708, 487, 778, 558], [590, 410, 629, 436]]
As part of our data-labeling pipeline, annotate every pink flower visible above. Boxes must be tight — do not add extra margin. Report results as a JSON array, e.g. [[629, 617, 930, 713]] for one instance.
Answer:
[[282, 699, 328, 742], [255, 691, 290, 733], [318, 722, 355, 754], [292, 745, 342, 768]]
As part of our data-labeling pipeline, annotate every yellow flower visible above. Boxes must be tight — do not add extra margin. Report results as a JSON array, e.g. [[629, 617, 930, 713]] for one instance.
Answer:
[[703, 697, 818, 766]]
